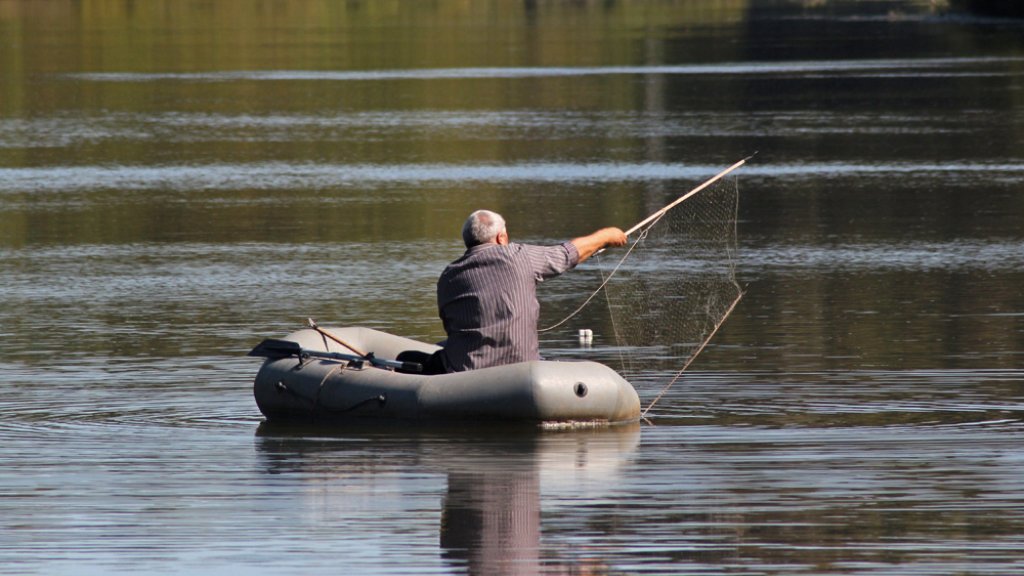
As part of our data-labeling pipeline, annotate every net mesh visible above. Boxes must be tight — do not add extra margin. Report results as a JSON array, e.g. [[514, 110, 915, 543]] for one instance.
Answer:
[[596, 175, 742, 413]]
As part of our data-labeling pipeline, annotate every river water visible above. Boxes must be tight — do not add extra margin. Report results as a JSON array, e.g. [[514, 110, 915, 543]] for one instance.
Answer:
[[2, 1, 1023, 574]]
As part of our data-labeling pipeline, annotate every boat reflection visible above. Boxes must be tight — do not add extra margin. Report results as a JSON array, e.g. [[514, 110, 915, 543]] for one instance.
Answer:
[[254, 422, 640, 575]]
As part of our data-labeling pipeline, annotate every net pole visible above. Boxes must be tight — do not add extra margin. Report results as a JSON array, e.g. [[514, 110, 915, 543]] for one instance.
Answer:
[[640, 289, 744, 418], [625, 155, 752, 236]]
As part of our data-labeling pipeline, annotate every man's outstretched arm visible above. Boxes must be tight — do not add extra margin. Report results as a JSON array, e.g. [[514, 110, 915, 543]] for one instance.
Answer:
[[571, 227, 628, 263]]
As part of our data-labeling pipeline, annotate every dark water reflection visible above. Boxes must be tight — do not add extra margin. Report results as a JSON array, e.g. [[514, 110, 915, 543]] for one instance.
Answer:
[[2, 0, 1024, 574], [255, 423, 643, 575]]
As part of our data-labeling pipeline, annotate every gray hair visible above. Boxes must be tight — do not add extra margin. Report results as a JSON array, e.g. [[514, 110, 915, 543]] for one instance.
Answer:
[[461, 209, 506, 248]]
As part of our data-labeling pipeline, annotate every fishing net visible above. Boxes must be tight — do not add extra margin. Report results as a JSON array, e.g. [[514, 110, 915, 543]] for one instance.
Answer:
[[544, 163, 744, 416], [600, 175, 742, 414]]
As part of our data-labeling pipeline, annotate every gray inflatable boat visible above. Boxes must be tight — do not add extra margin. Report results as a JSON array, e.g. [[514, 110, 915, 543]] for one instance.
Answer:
[[251, 327, 640, 425]]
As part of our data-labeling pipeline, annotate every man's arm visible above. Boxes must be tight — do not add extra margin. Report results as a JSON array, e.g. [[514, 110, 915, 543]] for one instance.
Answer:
[[571, 227, 628, 263]]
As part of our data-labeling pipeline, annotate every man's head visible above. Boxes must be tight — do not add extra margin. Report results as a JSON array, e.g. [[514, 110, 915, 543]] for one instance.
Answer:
[[462, 209, 508, 248]]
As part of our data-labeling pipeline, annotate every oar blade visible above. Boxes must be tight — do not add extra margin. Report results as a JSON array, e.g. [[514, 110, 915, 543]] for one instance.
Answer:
[[248, 338, 303, 359]]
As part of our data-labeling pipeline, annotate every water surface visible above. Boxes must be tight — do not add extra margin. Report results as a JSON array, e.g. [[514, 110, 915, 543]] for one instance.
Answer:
[[1, 1, 1023, 574]]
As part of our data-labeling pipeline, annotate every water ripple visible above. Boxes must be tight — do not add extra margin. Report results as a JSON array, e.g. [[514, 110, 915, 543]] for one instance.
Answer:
[[4, 109, 995, 149], [61, 57, 1024, 83], [1, 161, 1023, 193], [741, 240, 1024, 272]]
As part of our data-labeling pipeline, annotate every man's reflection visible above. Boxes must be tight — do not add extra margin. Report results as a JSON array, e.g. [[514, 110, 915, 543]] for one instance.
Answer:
[[255, 422, 639, 575], [441, 467, 541, 574], [437, 425, 639, 575]]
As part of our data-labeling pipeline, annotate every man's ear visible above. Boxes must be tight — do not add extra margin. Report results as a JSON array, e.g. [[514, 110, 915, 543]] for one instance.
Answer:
[[496, 229, 509, 245]]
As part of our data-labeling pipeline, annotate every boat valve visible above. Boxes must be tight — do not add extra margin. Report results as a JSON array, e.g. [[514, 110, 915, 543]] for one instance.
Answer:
[[574, 382, 588, 398]]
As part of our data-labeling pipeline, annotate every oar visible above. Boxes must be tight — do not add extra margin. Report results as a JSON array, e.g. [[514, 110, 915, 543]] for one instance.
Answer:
[[248, 338, 422, 372], [307, 318, 369, 357]]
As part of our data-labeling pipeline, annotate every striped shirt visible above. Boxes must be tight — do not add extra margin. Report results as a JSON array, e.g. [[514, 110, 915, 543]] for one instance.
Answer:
[[437, 241, 580, 372]]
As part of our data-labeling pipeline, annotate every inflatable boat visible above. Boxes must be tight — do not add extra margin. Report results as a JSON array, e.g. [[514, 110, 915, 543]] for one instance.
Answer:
[[250, 326, 641, 425]]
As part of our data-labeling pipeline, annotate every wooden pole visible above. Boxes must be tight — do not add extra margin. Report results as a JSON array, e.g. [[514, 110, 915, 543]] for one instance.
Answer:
[[307, 318, 369, 358], [625, 155, 752, 236], [641, 289, 745, 418]]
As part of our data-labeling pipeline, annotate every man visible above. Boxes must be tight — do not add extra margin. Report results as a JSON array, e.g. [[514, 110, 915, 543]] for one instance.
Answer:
[[434, 209, 627, 373]]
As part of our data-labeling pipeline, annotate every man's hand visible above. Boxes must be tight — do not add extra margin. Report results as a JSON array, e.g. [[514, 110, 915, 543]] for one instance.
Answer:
[[573, 227, 628, 263], [599, 227, 628, 248]]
